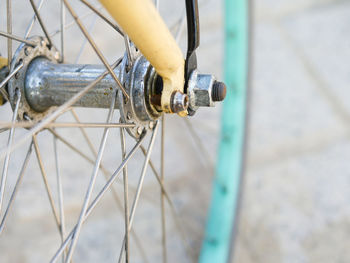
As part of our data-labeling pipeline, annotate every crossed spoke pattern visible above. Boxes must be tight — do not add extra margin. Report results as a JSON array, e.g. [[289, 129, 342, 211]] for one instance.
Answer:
[[0, 0, 213, 262]]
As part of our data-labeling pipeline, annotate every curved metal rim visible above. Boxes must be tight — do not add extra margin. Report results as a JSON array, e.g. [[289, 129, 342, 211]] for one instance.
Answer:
[[199, 0, 250, 262]]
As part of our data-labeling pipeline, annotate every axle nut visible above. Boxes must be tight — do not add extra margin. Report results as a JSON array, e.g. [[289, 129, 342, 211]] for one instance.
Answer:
[[170, 91, 189, 113]]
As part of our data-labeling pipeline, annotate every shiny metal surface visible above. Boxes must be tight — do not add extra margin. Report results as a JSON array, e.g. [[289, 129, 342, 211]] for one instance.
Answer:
[[187, 69, 217, 111], [8, 36, 60, 121], [118, 55, 160, 138], [170, 91, 189, 113], [25, 58, 122, 112], [9, 38, 160, 139]]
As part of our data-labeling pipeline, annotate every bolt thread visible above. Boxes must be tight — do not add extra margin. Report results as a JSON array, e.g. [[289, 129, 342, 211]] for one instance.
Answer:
[[212, 81, 227, 102]]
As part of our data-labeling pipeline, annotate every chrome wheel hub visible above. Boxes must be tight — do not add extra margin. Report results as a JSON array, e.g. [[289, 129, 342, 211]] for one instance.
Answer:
[[8, 38, 161, 138]]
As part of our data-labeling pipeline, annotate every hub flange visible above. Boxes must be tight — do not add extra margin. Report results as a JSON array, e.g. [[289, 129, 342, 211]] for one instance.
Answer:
[[118, 55, 161, 138], [8, 36, 60, 121]]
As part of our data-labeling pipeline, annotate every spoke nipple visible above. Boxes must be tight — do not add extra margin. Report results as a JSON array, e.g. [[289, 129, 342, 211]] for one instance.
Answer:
[[24, 47, 32, 56], [137, 126, 144, 135], [212, 81, 227, 102], [170, 91, 189, 113]]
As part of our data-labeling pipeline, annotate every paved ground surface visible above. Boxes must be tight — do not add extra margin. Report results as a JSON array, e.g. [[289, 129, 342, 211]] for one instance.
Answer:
[[1, 0, 349, 262], [234, 0, 350, 262]]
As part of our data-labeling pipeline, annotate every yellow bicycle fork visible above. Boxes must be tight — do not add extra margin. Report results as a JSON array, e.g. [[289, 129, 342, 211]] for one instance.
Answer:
[[0, 57, 7, 69], [99, 0, 185, 113]]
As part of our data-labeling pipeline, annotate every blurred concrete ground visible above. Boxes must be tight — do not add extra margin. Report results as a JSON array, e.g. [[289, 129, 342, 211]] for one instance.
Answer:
[[234, 0, 350, 262]]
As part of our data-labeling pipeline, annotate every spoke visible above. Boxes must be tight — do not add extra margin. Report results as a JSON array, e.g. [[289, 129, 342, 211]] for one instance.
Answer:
[[183, 117, 213, 170], [50, 7, 102, 38], [131, 231, 150, 263], [175, 11, 186, 43], [70, 109, 96, 154], [0, 65, 19, 102], [0, 31, 36, 47], [80, 0, 124, 36], [50, 133, 146, 263], [70, 109, 149, 263], [0, 62, 24, 101], [160, 116, 167, 263], [0, 89, 20, 214], [0, 129, 8, 134], [0, 58, 122, 160], [49, 127, 151, 218], [60, 0, 65, 62], [67, 112, 142, 200], [63, 0, 129, 100], [74, 15, 98, 64], [24, 0, 46, 38], [69, 110, 124, 203], [173, 0, 209, 43], [33, 135, 62, 234], [48, 128, 127, 189], [48, 123, 133, 128], [118, 123, 159, 263], [139, 146, 173, 213], [53, 130, 66, 261], [0, 141, 33, 234], [29, 0, 54, 47], [123, 35, 133, 71], [49, 127, 157, 210], [65, 91, 117, 262], [70, 109, 119, 185], [7, 0, 12, 65], [49, 126, 145, 213], [139, 144, 192, 260], [49, 128, 103, 168], [0, 122, 135, 129], [120, 128, 130, 263]]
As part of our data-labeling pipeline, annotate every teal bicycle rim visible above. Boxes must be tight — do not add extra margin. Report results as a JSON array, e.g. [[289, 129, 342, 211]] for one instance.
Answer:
[[199, 0, 249, 262]]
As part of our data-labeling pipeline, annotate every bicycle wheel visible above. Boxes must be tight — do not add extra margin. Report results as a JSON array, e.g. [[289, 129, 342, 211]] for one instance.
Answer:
[[0, 0, 249, 262]]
